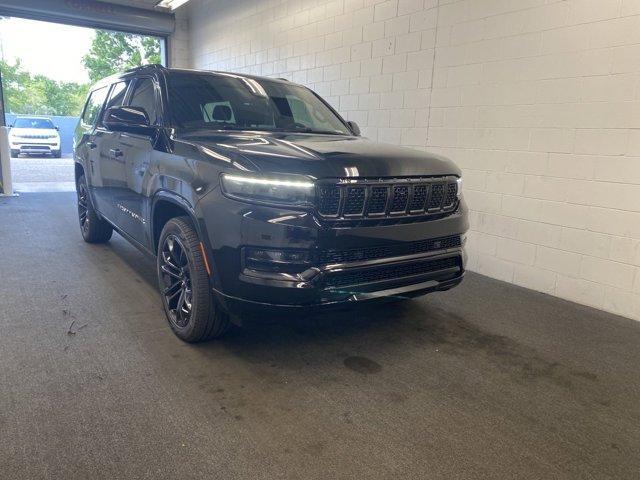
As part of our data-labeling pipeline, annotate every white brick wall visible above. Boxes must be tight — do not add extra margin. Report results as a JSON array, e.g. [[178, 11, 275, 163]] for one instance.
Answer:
[[168, 9, 190, 68], [185, 0, 640, 322]]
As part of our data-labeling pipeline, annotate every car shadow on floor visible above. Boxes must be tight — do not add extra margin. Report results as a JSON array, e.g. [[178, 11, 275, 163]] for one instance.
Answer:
[[102, 228, 614, 419]]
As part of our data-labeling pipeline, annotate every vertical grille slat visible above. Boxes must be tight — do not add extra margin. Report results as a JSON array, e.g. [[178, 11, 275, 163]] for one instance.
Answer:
[[409, 184, 428, 211], [343, 186, 366, 215], [368, 186, 389, 214], [427, 183, 445, 210], [390, 186, 409, 213], [318, 186, 341, 216], [317, 177, 459, 220], [443, 182, 458, 209]]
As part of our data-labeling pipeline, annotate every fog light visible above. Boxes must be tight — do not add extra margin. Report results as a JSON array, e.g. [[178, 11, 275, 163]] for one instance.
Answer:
[[244, 247, 312, 272]]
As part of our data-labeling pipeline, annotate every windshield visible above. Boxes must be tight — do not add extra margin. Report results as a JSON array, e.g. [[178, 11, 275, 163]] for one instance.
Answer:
[[167, 72, 351, 135], [13, 118, 55, 129]]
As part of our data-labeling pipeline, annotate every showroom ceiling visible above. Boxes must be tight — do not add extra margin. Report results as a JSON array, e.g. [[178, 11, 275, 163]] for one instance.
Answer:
[[102, 0, 168, 9]]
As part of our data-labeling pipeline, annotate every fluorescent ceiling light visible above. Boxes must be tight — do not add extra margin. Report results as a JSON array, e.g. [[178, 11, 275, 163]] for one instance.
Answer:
[[156, 0, 191, 10]]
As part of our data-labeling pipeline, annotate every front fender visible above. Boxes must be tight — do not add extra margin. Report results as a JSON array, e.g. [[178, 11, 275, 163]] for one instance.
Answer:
[[150, 189, 222, 291]]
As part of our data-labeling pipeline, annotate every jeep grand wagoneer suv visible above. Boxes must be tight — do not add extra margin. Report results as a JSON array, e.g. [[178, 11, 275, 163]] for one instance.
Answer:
[[74, 65, 468, 342], [10, 116, 61, 158]]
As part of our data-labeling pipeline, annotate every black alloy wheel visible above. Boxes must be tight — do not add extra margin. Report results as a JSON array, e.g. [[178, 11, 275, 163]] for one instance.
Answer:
[[156, 217, 230, 342], [76, 174, 113, 243], [77, 181, 90, 236], [160, 235, 193, 328]]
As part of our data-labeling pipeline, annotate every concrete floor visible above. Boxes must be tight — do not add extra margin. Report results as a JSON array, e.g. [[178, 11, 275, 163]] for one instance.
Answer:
[[10, 155, 75, 192], [1, 192, 639, 480]]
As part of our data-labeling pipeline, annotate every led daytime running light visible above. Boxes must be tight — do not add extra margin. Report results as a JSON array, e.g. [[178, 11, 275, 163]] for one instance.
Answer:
[[223, 174, 314, 189]]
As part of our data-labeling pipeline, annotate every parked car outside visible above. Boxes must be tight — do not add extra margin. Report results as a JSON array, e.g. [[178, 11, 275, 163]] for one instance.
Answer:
[[74, 65, 468, 342], [9, 116, 62, 158]]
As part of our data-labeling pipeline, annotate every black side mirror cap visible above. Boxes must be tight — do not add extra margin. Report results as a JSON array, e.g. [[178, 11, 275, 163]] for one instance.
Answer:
[[103, 106, 154, 136], [55, 126, 59, 131], [346, 120, 361, 136]]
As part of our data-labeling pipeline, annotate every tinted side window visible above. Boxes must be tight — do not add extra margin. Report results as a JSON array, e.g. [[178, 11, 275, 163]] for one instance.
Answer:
[[104, 81, 129, 111], [128, 78, 158, 125], [81, 86, 109, 126]]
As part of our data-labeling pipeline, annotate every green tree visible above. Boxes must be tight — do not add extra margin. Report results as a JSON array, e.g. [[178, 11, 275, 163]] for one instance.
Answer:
[[0, 59, 31, 114], [82, 30, 162, 83], [0, 29, 160, 116], [0, 59, 89, 116]]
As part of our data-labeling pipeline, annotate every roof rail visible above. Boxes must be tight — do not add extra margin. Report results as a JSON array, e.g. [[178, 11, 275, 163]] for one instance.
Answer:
[[123, 64, 167, 74]]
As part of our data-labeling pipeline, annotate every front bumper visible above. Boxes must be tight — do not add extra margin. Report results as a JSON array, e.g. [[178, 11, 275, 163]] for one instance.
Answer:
[[10, 139, 60, 154], [214, 255, 466, 316], [198, 189, 469, 314]]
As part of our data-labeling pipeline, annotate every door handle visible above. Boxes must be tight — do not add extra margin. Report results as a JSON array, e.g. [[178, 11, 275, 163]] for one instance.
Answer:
[[109, 148, 123, 158], [87, 141, 97, 149]]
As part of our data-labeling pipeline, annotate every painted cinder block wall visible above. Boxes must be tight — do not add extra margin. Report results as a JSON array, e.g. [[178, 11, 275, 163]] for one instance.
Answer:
[[184, 0, 640, 321], [169, 8, 191, 68]]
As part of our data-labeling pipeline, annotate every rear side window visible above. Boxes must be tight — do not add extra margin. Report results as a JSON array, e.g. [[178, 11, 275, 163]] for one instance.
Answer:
[[104, 82, 129, 111], [128, 78, 158, 125], [100, 81, 129, 126], [81, 86, 109, 126]]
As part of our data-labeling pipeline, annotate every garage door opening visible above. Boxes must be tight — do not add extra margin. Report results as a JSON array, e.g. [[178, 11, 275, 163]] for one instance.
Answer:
[[0, 16, 166, 192]]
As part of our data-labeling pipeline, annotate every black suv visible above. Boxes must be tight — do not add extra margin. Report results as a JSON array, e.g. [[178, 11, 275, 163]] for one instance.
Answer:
[[74, 65, 468, 342]]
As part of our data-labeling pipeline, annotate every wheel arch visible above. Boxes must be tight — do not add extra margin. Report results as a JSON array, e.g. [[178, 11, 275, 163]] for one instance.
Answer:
[[151, 191, 206, 255], [74, 162, 85, 183]]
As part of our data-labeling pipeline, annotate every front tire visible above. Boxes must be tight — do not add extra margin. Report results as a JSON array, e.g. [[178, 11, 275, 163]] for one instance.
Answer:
[[53, 150, 62, 158], [10, 149, 19, 157], [157, 217, 230, 342], [76, 174, 113, 243]]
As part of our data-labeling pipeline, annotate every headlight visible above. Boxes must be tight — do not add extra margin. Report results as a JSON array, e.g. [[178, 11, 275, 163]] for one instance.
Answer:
[[220, 173, 315, 207], [456, 177, 462, 198]]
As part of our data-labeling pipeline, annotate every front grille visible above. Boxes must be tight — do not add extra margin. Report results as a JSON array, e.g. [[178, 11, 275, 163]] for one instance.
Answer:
[[318, 186, 340, 215], [318, 235, 462, 264], [368, 186, 388, 214], [409, 185, 428, 211], [18, 134, 53, 139], [316, 177, 459, 220], [325, 256, 461, 288], [344, 187, 365, 215], [428, 184, 445, 210]]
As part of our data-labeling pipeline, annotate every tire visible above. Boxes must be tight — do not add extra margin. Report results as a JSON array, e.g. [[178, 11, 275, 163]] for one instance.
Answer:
[[76, 174, 113, 243], [53, 150, 62, 158], [157, 217, 230, 342], [10, 149, 19, 157]]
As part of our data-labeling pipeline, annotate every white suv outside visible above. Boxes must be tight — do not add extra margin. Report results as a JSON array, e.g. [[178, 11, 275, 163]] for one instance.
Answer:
[[9, 116, 62, 158]]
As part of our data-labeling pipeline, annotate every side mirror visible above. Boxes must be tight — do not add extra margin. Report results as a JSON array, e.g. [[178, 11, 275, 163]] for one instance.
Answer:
[[103, 106, 154, 135], [55, 126, 59, 131], [346, 120, 360, 136]]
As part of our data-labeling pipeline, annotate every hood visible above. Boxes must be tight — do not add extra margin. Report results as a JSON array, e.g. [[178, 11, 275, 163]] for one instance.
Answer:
[[178, 131, 460, 179], [9, 127, 59, 137]]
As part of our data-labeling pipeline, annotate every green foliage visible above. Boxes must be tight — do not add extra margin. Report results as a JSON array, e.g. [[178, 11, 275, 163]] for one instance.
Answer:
[[0, 59, 89, 116], [82, 30, 162, 83], [0, 29, 161, 116]]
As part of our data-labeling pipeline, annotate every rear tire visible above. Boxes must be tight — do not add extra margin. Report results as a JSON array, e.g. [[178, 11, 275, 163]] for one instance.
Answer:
[[76, 174, 113, 243], [157, 217, 230, 342], [10, 149, 19, 157]]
